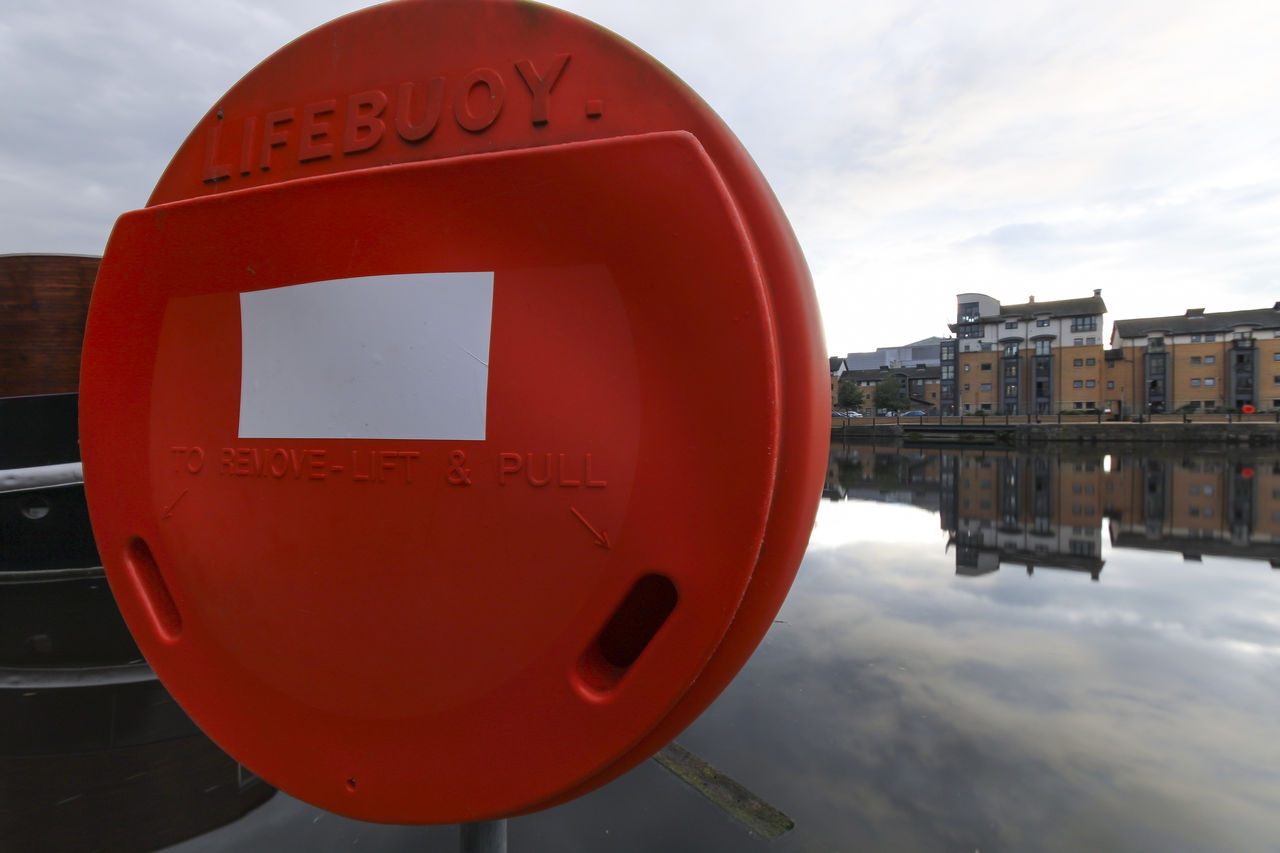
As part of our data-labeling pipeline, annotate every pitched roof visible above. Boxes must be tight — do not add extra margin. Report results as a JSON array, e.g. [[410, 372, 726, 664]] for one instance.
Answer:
[[1113, 305, 1280, 338], [829, 356, 845, 373], [996, 295, 1106, 320]]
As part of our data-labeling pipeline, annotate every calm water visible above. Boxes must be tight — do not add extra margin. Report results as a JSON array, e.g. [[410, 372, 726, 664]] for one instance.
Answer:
[[6, 441, 1280, 851]]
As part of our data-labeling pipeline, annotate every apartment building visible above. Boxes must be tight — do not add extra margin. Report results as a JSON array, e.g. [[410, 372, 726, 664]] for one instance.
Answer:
[[837, 364, 942, 414], [943, 290, 1107, 415], [1110, 305, 1280, 413]]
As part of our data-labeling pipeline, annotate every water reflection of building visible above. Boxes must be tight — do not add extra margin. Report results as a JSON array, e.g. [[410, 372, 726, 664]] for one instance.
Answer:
[[825, 444, 942, 511], [1108, 457, 1280, 567], [950, 451, 1105, 580], [826, 441, 1280, 575]]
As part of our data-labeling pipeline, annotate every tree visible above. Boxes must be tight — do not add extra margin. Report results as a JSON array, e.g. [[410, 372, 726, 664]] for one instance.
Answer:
[[874, 376, 907, 413], [837, 379, 864, 410]]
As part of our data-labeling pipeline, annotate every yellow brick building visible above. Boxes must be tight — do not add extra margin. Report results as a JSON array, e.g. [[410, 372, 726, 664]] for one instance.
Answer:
[[1110, 305, 1280, 413], [943, 290, 1107, 415]]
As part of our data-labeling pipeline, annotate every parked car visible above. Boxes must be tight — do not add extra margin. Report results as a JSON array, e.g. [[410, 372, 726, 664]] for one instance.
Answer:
[[902, 410, 926, 417]]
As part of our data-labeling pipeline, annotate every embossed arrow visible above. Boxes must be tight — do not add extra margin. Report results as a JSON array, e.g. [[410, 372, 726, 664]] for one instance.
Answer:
[[570, 506, 611, 550], [162, 489, 188, 519]]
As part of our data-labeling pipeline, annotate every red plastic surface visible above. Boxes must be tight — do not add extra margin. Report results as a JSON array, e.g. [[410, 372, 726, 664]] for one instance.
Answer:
[[81, 0, 829, 823]]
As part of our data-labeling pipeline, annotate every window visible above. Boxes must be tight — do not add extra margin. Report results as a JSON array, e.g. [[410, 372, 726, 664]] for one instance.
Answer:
[[980, 383, 992, 391], [1073, 402, 1083, 409], [964, 363, 971, 372], [1004, 363, 1018, 377], [1073, 358, 1084, 367], [1205, 377, 1216, 386], [1191, 378, 1201, 386], [1035, 340, 1052, 356], [1071, 317, 1097, 332], [1004, 383, 1017, 396], [980, 403, 992, 411], [1073, 380, 1083, 388], [1036, 317, 1050, 327], [1086, 358, 1096, 366], [1074, 338, 1084, 346], [981, 363, 992, 371], [1206, 334, 1216, 342], [1107, 381, 1115, 389], [956, 302, 981, 338], [1086, 380, 1095, 388], [941, 365, 955, 379], [1205, 355, 1216, 364], [1191, 356, 1201, 365], [1191, 334, 1202, 342], [1004, 343, 1019, 357], [1274, 352, 1280, 361], [1086, 337, 1096, 345], [964, 383, 970, 391], [1005, 320, 1018, 329]]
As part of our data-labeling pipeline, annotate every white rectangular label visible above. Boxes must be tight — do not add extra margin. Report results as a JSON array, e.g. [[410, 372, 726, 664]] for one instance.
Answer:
[[238, 272, 493, 440]]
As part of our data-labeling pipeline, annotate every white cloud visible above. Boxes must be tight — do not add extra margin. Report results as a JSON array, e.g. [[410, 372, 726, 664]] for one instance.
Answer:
[[2, 0, 1277, 355]]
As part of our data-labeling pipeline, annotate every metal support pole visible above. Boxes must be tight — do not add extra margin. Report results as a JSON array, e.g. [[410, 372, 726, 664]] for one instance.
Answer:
[[460, 820, 507, 853]]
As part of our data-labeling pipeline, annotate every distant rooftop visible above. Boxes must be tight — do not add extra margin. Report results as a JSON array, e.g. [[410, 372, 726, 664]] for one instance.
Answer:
[[1113, 304, 1280, 338], [996, 294, 1106, 320]]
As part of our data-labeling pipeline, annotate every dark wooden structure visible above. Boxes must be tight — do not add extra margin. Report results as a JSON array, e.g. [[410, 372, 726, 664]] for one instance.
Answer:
[[0, 254, 99, 398]]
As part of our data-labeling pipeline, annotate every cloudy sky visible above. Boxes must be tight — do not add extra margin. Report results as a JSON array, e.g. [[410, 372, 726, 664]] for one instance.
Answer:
[[3, 0, 1277, 355]]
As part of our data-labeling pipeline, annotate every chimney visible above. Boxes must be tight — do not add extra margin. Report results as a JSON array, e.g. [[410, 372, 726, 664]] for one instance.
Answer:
[[1093, 288, 1101, 297], [1028, 295, 1035, 304]]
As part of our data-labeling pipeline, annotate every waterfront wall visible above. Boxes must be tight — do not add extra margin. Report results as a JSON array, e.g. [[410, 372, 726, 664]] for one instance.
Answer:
[[833, 416, 1280, 445]]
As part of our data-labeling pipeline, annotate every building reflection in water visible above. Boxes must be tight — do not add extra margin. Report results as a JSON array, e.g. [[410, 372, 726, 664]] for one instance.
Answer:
[[826, 441, 1280, 577]]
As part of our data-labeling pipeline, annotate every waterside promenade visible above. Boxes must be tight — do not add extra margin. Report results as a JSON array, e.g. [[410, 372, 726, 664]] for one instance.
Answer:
[[833, 412, 1280, 445]]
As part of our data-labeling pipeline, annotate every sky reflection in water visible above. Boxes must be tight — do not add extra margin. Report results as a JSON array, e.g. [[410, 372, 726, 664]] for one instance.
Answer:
[[13, 443, 1280, 851], [668, 442, 1280, 852]]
